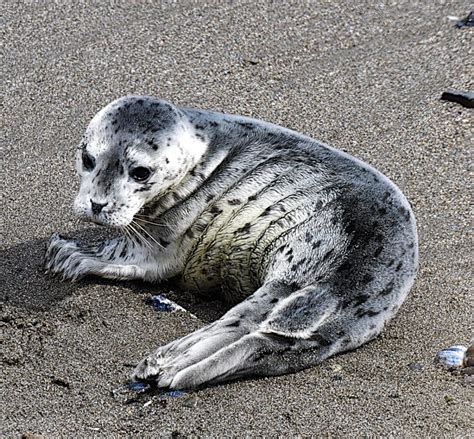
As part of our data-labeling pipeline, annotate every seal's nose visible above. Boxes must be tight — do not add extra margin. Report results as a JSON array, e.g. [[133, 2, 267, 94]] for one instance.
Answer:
[[90, 200, 108, 215]]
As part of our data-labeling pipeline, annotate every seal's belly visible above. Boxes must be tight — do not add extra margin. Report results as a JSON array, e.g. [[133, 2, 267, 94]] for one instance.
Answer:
[[178, 174, 341, 301]]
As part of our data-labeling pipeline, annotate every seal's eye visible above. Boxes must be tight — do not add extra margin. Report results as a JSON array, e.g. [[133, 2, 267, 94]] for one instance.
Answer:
[[130, 166, 151, 182], [82, 150, 95, 171]]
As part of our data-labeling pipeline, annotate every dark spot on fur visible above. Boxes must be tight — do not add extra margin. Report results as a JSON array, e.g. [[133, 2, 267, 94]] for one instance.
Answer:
[[270, 298, 279, 304], [322, 249, 334, 262], [228, 199, 242, 206], [248, 194, 257, 201], [159, 239, 169, 248], [395, 262, 403, 271], [379, 281, 394, 296], [398, 206, 411, 222], [344, 220, 357, 236], [237, 121, 255, 130], [362, 274, 374, 284], [120, 246, 128, 258], [310, 334, 332, 346], [290, 258, 307, 272], [210, 206, 223, 215], [355, 308, 380, 318], [236, 223, 251, 234], [194, 223, 206, 233], [353, 294, 370, 307], [226, 320, 240, 328], [373, 246, 383, 258], [312, 240, 322, 249]]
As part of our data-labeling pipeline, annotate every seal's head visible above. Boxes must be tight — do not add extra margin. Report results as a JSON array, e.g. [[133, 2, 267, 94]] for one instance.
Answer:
[[74, 96, 207, 227]]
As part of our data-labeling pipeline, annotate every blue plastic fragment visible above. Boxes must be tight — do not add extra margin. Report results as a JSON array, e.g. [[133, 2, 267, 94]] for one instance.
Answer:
[[150, 297, 175, 312], [148, 295, 186, 313], [128, 382, 148, 392], [165, 390, 186, 397]]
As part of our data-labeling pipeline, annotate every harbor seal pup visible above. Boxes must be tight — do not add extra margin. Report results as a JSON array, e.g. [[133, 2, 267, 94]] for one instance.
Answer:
[[44, 96, 418, 390]]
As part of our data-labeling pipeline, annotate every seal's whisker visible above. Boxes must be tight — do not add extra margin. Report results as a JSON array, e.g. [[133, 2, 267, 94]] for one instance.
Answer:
[[121, 226, 133, 244], [128, 223, 153, 250], [124, 224, 138, 245], [132, 220, 164, 249], [133, 215, 170, 227]]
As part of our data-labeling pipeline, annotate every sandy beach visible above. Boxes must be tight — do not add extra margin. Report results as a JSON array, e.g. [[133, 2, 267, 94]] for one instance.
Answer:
[[2, 1, 473, 437]]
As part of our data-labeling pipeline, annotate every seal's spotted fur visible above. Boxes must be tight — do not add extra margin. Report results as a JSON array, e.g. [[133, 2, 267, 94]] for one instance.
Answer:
[[45, 96, 418, 390]]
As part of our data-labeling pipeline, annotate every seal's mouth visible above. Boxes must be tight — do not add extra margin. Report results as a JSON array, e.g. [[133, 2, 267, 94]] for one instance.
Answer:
[[77, 214, 107, 226]]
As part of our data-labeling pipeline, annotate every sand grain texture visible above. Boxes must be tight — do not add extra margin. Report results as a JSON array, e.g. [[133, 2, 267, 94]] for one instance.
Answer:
[[1, 1, 473, 437]]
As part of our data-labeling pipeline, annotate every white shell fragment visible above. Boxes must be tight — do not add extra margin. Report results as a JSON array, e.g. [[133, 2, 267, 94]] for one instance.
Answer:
[[434, 345, 467, 369]]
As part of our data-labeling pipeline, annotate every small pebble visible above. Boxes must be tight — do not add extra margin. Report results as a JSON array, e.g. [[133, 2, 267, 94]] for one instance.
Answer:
[[464, 345, 474, 367], [183, 395, 200, 408], [444, 394, 456, 405], [407, 362, 424, 372]]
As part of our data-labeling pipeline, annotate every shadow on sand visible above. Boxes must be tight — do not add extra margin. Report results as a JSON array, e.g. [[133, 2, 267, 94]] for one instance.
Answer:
[[1, 228, 228, 321]]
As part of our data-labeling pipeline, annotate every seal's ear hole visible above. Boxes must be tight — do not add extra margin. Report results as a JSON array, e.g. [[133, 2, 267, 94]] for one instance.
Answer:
[[82, 150, 95, 171], [130, 166, 151, 182]]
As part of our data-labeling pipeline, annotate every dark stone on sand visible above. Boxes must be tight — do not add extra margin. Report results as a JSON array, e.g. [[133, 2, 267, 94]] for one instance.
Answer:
[[440, 89, 474, 109]]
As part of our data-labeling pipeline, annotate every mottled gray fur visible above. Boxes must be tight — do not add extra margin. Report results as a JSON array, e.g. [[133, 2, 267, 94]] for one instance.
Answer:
[[45, 96, 418, 390]]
